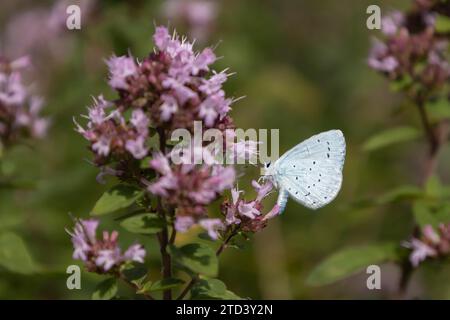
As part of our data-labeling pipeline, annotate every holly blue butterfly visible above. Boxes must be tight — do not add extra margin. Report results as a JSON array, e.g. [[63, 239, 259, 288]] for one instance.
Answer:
[[262, 129, 346, 213]]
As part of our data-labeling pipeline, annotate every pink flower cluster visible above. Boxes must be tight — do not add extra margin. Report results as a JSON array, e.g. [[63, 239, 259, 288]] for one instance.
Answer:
[[148, 149, 235, 239], [404, 223, 450, 267], [163, 0, 219, 42], [368, 7, 450, 90], [0, 56, 48, 147], [76, 26, 239, 165], [68, 219, 146, 273], [4, 0, 96, 63], [172, 179, 280, 239], [75, 95, 150, 161], [221, 180, 280, 233]]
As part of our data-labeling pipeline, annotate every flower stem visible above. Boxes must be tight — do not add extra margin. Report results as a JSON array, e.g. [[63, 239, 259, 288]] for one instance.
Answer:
[[156, 128, 173, 300], [397, 96, 449, 297]]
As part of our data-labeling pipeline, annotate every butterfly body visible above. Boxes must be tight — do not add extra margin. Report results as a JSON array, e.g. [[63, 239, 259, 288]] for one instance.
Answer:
[[263, 130, 346, 212]]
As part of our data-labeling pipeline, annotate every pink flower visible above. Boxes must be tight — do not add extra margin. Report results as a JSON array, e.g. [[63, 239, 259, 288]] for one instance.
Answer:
[[222, 181, 279, 231], [92, 136, 111, 156], [148, 174, 178, 197], [96, 248, 122, 271], [81, 219, 99, 244], [238, 201, 260, 219], [231, 188, 242, 205], [163, 0, 218, 41], [124, 244, 146, 263], [149, 153, 172, 175], [130, 109, 149, 135], [175, 216, 195, 232], [367, 38, 399, 73], [164, 79, 198, 105], [68, 219, 146, 273], [149, 151, 235, 215], [209, 166, 236, 192], [199, 71, 227, 95], [263, 204, 281, 220], [0, 72, 27, 106], [381, 11, 404, 36], [406, 239, 437, 267], [423, 225, 440, 245], [192, 48, 216, 75], [226, 206, 241, 225], [31, 117, 50, 138], [370, 55, 399, 73], [153, 26, 171, 51], [199, 101, 219, 126], [160, 94, 179, 121], [199, 218, 224, 240], [252, 180, 273, 202], [125, 137, 148, 159], [9, 56, 31, 70], [87, 103, 106, 125], [106, 55, 137, 90]]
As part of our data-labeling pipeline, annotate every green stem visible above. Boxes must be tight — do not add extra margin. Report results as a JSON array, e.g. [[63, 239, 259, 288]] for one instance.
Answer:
[[397, 96, 449, 297], [156, 128, 172, 300]]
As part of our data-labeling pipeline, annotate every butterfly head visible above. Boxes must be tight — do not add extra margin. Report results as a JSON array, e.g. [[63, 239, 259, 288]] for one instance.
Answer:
[[260, 161, 276, 184]]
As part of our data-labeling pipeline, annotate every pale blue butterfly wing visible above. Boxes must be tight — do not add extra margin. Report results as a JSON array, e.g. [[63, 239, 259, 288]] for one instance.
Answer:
[[273, 130, 345, 211]]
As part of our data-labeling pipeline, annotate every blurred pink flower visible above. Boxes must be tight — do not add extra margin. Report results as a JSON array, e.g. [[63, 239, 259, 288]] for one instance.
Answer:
[[199, 218, 224, 240], [162, 0, 219, 42], [175, 216, 196, 232], [405, 239, 437, 267], [0, 56, 48, 145]]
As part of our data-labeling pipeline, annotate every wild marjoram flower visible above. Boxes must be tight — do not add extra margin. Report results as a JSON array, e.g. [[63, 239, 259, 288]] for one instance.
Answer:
[[404, 224, 450, 267], [72, 25, 279, 299], [368, 8, 450, 90], [67, 219, 145, 273], [0, 56, 49, 148]]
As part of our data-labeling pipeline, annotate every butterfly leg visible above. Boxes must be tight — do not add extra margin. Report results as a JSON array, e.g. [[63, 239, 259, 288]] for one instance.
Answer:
[[276, 188, 289, 214]]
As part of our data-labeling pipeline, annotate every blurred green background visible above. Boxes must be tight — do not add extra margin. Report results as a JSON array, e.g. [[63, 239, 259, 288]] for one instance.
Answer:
[[2, 0, 449, 299]]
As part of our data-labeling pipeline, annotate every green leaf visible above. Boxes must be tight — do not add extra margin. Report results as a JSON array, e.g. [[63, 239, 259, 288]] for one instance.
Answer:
[[138, 278, 185, 293], [376, 185, 423, 205], [198, 232, 215, 242], [306, 243, 399, 286], [413, 200, 439, 228], [121, 262, 148, 286], [169, 243, 218, 277], [1, 159, 16, 176], [362, 126, 421, 152], [92, 278, 118, 300], [191, 278, 241, 300], [435, 14, 450, 33], [435, 203, 450, 224], [425, 176, 443, 199], [91, 184, 143, 216], [120, 213, 164, 235], [0, 232, 39, 274]]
